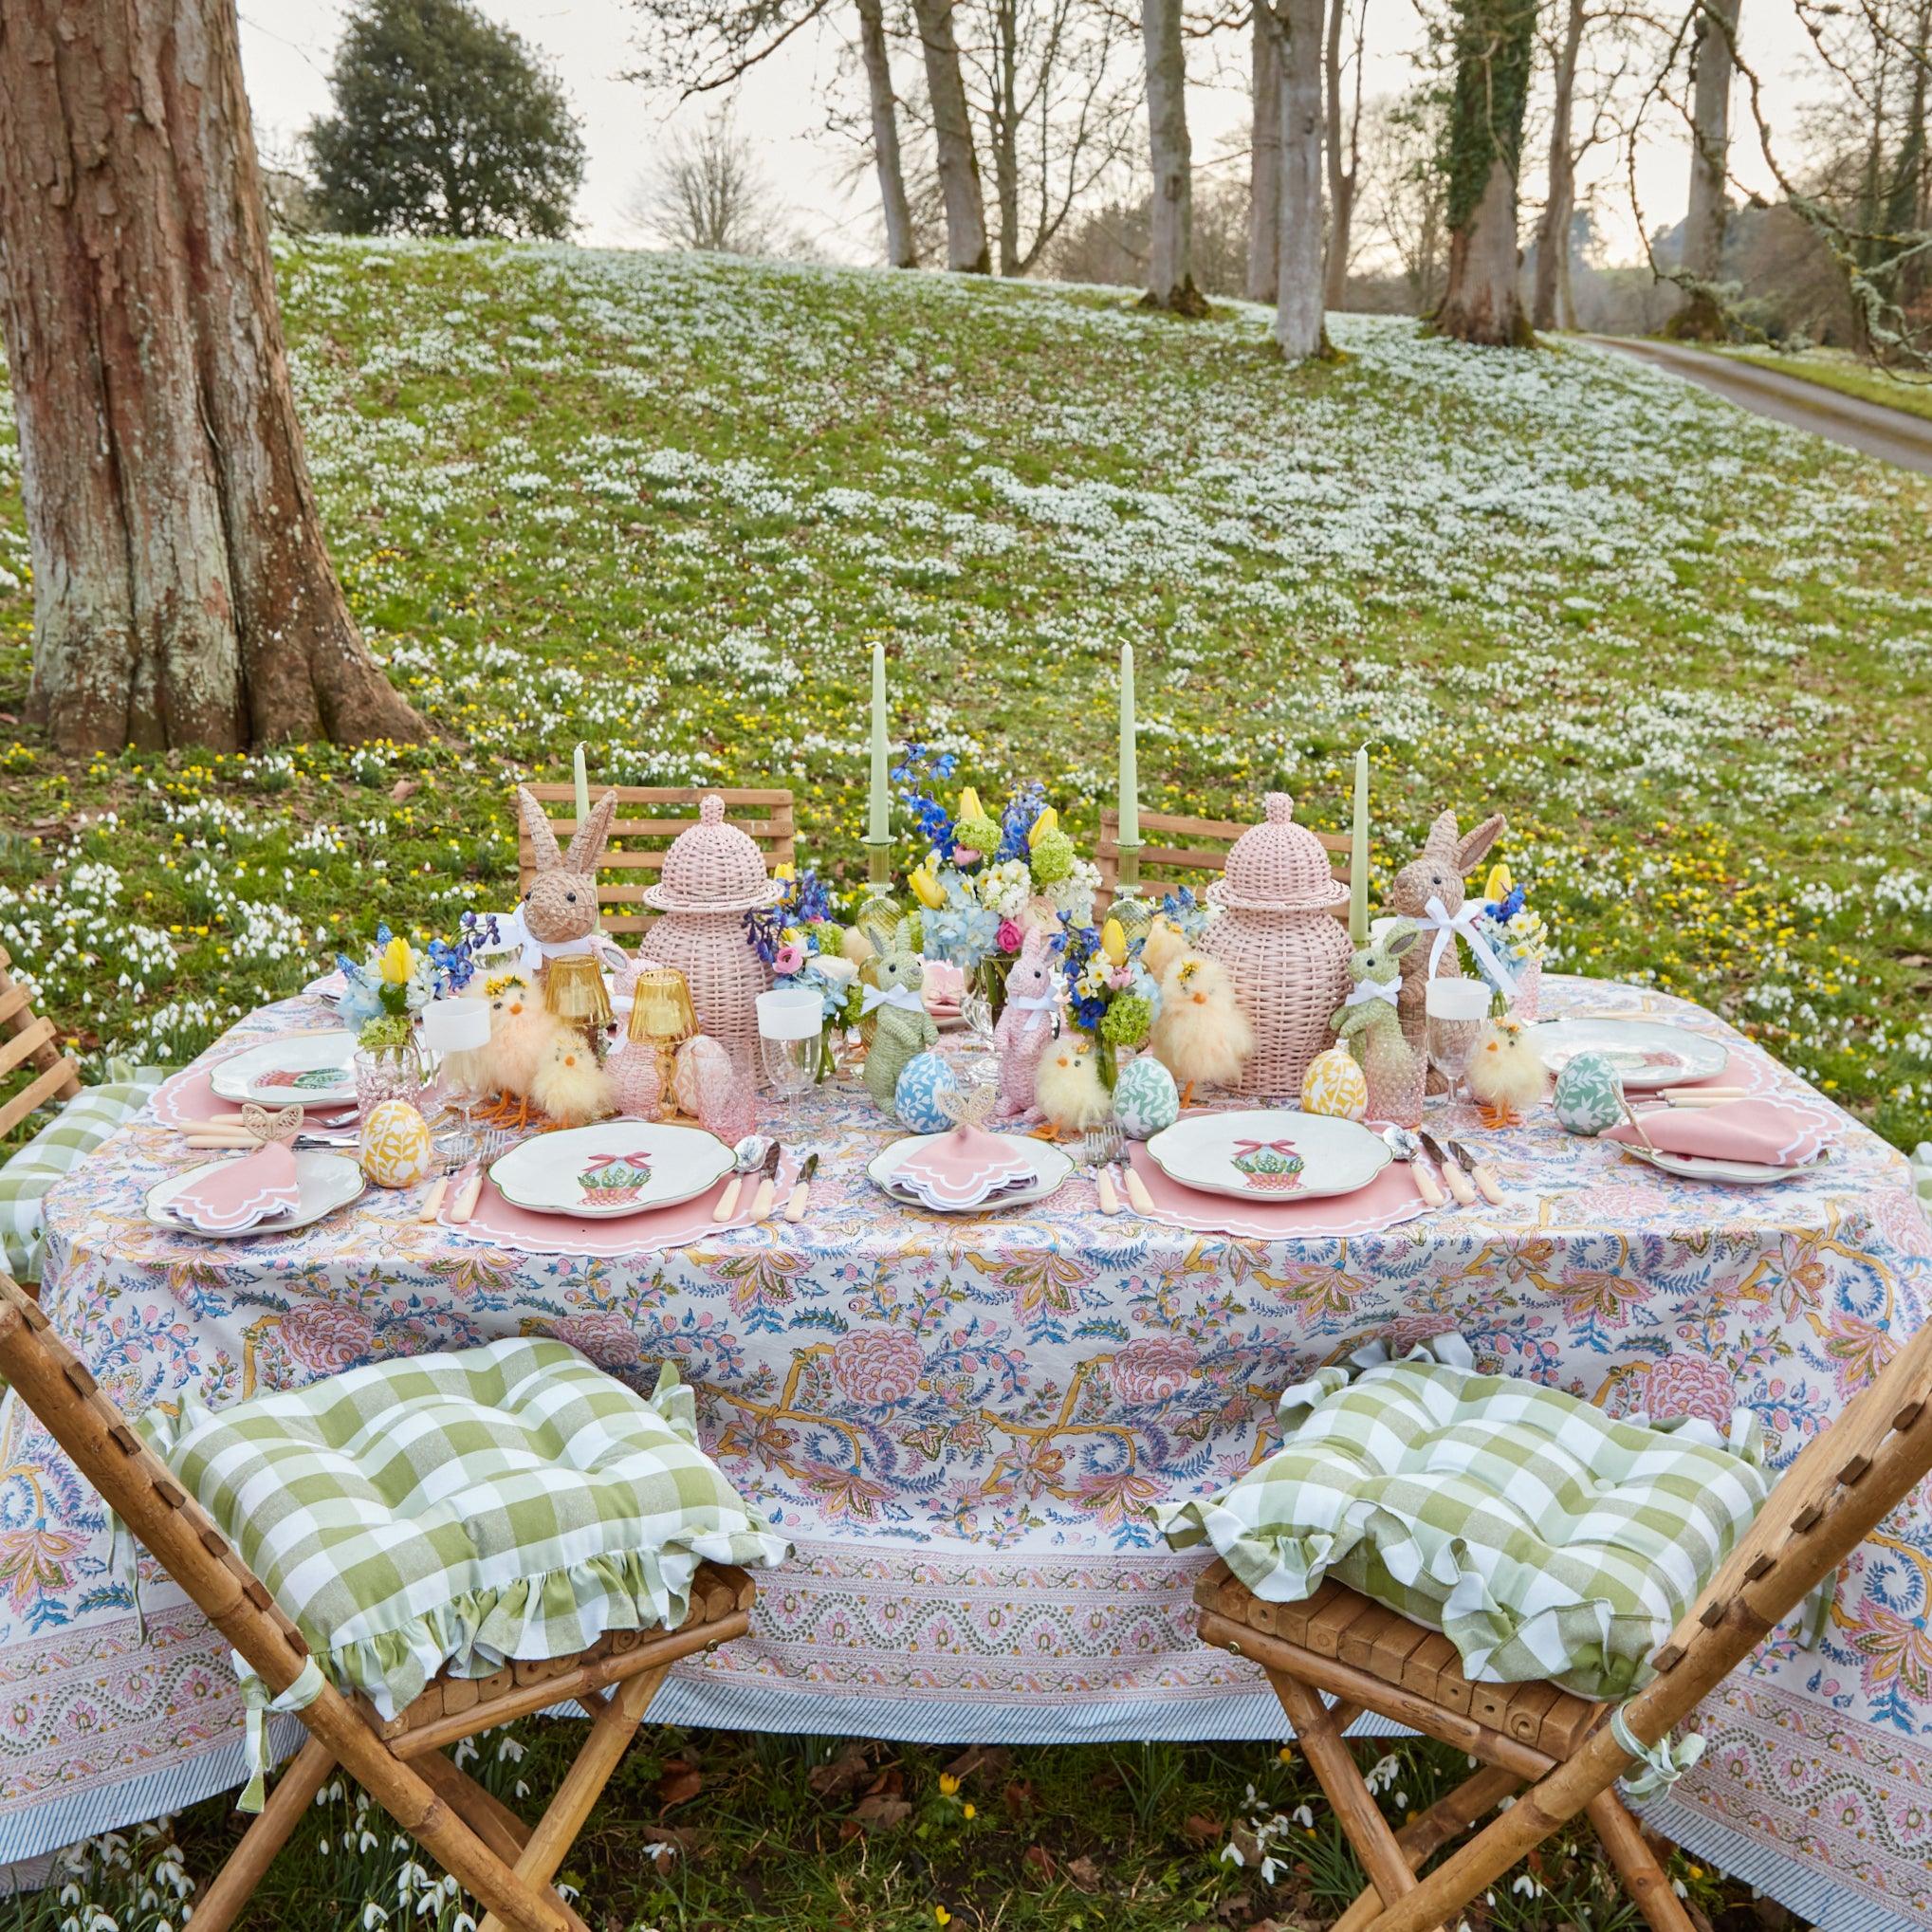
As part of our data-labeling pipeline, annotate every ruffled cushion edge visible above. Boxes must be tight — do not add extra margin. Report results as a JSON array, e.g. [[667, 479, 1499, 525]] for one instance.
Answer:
[[1151, 1334, 1770, 1700]]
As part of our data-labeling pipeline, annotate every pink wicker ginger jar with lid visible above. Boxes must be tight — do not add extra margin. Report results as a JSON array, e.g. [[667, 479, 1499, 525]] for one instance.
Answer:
[[641, 795, 782, 1073], [1197, 793, 1353, 1098]]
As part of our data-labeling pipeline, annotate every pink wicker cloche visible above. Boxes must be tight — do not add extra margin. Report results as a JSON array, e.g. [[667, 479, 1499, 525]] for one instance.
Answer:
[[1197, 793, 1353, 1098], [640, 795, 782, 1072]]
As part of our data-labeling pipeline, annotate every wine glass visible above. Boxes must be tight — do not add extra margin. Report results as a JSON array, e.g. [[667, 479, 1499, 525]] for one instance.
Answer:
[[1425, 978, 1490, 1107], [757, 987, 823, 1132], [420, 995, 492, 1158]]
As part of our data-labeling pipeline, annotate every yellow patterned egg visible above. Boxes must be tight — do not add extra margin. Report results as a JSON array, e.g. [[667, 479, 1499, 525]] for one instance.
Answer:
[[360, 1098, 433, 1187], [1301, 1046, 1369, 1120]]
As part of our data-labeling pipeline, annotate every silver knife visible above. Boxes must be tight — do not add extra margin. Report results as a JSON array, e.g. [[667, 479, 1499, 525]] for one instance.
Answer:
[[1418, 1130, 1475, 1205], [1447, 1137, 1505, 1206]]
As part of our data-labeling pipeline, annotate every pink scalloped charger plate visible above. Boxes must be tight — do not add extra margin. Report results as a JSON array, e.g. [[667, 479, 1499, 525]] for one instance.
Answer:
[[151, 1044, 364, 1132], [1125, 1143, 1430, 1239], [434, 1155, 796, 1260]]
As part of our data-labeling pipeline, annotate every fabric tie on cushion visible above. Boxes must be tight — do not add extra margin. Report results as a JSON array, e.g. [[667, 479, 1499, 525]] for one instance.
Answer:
[[236, 1656, 326, 1812], [1610, 1703, 1705, 1798]]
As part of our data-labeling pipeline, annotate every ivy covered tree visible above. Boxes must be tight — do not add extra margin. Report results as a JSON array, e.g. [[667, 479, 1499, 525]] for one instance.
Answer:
[[1434, 0, 1538, 344], [308, 0, 585, 239]]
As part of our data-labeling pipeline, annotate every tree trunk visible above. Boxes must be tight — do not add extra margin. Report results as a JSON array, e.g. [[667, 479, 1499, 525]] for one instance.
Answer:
[[1672, 0, 1741, 338], [1247, 6, 1280, 302], [1531, 0, 1584, 331], [1142, 0, 1206, 313], [909, 0, 991, 272], [0, 0, 424, 755], [1436, 0, 1536, 346], [1271, 0, 1329, 359], [1320, 0, 1358, 311], [856, 0, 918, 267], [992, 0, 1022, 276]]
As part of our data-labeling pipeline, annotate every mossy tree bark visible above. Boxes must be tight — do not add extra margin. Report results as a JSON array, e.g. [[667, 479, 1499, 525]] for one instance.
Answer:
[[1669, 0, 1741, 339], [910, 0, 991, 272], [1530, 0, 1584, 331], [1247, 6, 1281, 303], [1269, 0, 1331, 359], [1435, 0, 1538, 346], [856, 0, 919, 267], [0, 0, 426, 754], [1142, 0, 1208, 314]]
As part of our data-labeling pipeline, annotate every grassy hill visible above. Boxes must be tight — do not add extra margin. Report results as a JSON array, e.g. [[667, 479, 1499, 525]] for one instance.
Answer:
[[1, 240, 1929, 1156]]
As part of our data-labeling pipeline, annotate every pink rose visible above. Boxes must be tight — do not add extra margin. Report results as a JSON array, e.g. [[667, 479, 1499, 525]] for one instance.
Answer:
[[830, 1328, 925, 1407], [279, 1302, 377, 1374], [549, 1312, 643, 1371], [774, 943, 806, 976], [997, 920, 1023, 954], [952, 845, 983, 868], [1642, 1352, 1738, 1428], [1111, 1335, 1198, 1407]]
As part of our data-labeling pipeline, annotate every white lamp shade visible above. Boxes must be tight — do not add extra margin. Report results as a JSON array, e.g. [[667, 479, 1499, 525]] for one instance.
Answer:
[[421, 996, 492, 1052]]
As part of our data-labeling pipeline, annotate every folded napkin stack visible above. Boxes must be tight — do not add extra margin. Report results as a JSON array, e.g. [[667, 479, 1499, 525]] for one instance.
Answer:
[[1606, 1099, 1829, 1169], [168, 1104, 304, 1233], [890, 1085, 1037, 1209]]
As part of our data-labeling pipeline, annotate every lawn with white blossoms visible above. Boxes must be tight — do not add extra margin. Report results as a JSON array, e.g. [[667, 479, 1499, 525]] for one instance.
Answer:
[[0, 239, 1928, 1153]]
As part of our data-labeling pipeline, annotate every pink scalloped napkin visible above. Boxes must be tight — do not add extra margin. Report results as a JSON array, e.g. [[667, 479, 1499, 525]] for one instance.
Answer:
[[1605, 1100, 1830, 1168], [1125, 1143, 1430, 1239], [167, 1127, 302, 1235], [892, 1123, 1036, 1210], [435, 1163, 785, 1260]]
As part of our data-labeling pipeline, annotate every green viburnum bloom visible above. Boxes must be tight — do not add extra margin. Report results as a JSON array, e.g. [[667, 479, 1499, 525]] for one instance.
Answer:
[[1029, 828, 1076, 886], [1099, 994, 1152, 1048]]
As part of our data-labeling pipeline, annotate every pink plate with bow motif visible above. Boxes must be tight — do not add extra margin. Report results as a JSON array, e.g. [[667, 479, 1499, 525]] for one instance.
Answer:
[[1143, 1109, 1389, 1203]]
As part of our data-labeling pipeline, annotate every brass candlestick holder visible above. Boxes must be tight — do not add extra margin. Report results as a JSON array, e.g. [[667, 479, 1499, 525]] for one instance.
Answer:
[[628, 966, 697, 1117]]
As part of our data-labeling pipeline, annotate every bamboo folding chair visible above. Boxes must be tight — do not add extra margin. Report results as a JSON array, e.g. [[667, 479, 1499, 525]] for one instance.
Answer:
[[517, 785, 796, 938], [1096, 806, 1351, 916], [0, 1274, 756, 1932], [0, 943, 83, 1141], [1193, 1317, 1932, 1932]]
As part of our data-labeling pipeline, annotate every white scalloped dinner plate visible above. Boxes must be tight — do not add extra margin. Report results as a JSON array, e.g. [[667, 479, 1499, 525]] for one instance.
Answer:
[[208, 1031, 362, 1106], [488, 1122, 734, 1218], [1526, 1019, 1729, 1093], [1143, 1110, 1390, 1203]]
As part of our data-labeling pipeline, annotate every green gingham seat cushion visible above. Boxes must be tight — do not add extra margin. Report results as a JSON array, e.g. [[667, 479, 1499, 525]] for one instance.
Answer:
[[1156, 1336, 1771, 1701], [0, 1065, 166, 1280], [138, 1336, 789, 1718]]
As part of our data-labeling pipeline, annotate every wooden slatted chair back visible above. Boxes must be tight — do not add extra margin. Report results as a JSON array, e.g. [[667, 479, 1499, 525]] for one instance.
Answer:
[[0, 945, 83, 1142], [1097, 806, 1351, 918], [516, 785, 796, 938]]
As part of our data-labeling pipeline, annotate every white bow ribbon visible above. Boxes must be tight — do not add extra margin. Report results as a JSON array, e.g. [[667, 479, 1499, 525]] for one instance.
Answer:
[[1005, 990, 1059, 1015], [1422, 894, 1516, 998], [1343, 974, 1401, 1012], [860, 983, 927, 1018], [236, 1656, 327, 1813]]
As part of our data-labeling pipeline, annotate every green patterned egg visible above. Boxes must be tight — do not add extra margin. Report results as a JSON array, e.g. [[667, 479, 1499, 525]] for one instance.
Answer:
[[1554, 1050, 1625, 1136], [1113, 1055, 1180, 1140]]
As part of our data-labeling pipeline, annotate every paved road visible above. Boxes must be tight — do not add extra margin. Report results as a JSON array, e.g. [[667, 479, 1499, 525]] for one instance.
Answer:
[[1589, 334, 1932, 475]]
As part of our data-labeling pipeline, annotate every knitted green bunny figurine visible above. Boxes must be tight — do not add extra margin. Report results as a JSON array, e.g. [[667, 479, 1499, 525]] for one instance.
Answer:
[[862, 949, 938, 1113]]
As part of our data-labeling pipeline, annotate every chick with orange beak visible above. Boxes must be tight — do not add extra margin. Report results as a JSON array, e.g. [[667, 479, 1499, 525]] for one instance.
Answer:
[[531, 1027, 614, 1129], [1150, 954, 1253, 1107]]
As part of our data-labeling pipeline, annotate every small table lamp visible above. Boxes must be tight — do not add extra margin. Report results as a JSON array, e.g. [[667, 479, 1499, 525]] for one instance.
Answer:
[[628, 966, 697, 1117]]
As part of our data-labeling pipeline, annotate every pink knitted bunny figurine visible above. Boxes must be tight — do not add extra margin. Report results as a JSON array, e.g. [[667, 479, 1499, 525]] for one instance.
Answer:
[[993, 930, 1061, 1122], [1386, 808, 1506, 1056]]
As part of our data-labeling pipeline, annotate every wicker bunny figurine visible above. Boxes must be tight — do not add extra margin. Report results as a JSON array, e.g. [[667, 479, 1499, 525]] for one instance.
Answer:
[[1331, 920, 1425, 1127], [1387, 808, 1506, 1055], [516, 784, 618, 951], [993, 930, 1060, 1122], [861, 950, 938, 1113]]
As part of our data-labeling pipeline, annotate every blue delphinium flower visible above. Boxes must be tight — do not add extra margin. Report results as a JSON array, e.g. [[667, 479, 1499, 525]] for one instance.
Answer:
[[998, 781, 1047, 863]]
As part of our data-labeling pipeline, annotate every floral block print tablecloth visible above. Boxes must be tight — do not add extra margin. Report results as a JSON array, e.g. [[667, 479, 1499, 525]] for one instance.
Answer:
[[5, 977, 1932, 1930]]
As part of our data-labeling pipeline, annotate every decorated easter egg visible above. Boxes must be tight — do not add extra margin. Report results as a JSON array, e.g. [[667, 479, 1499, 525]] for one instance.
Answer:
[[1113, 1055, 1180, 1140], [360, 1097, 433, 1187], [1301, 1046, 1370, 1120], [894, 1051, 961, 1134], [672, 1035, 735, 1122], [1554, 1050, 1625, 1136]]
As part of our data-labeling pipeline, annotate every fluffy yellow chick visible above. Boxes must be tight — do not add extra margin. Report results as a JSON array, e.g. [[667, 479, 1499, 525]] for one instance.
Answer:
[[477, 975, 564, 1128], [1466, 1015, 1546, 1127], [531, 1029, 614, 1129], [1139, 918, 1189, 983], [1150, 955, 1254, 1107], [1035, 1033, 1112, 1138]]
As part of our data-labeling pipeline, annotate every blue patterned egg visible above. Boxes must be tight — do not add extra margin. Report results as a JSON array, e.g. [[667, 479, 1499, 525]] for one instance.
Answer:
[[894, 1051, 961, 1133], [1113, 1055, 1180, 1140], [1554, 1050, 1625, 1136]]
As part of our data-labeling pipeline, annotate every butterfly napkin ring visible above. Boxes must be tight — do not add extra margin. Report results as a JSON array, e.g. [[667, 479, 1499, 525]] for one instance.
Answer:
[[242, 1103, 303, 1147]]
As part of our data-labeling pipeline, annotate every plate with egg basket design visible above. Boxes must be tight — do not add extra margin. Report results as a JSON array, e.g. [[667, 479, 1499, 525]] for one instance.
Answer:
[[1142, 1109, 1390, 1203], [489, 1122, 735, 1218]]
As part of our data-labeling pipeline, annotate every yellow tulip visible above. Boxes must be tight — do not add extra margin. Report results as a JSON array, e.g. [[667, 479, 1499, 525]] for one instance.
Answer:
[[1484, 862, 1513, 901], [1027, 806, 1058, 849], [909, 864, 946, 911], [1101, 916, 1128, 965], [377, 935, 414, 984], [956, 785, 984, 825], [773, 861, 797, 883]]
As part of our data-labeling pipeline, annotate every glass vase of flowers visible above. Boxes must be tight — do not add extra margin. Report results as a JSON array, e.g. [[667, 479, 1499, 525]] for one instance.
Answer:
[[1058, 914, 1159, 1091], [744, 866, 866, 1082], [1466, 864, 1552, 1023]]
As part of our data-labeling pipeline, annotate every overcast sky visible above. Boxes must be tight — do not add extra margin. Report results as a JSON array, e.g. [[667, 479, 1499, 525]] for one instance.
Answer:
[[241, 0, 1826, 268]]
